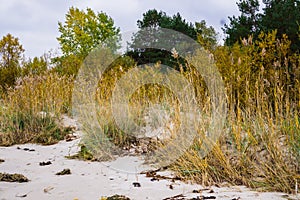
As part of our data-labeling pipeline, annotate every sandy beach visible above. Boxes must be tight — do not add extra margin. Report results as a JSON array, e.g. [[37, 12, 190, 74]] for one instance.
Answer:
[[0, 117, 298, 200]]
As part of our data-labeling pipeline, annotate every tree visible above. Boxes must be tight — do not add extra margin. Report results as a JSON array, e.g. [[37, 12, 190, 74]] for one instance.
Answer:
[[128, 9, 218, 69], [196, 20, 218, 50], [22, 56, 48, 76], [260, 0, 300, 51], [223, 0, 300, 52], [223, 0, 261, 46], [137, 10, 199, 40], [55, 7, 120, 76], [0, 33, 24, 91], [57, 7, 120, 59], [52, 54, 82, 76]]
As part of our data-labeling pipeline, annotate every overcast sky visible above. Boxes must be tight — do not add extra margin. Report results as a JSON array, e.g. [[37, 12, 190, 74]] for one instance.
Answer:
[[0, 0, 261, 58]]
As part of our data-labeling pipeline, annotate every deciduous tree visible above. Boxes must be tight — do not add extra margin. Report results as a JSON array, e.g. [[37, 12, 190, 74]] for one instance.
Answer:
[[0, 33, 24, 91], [55, 7, 121, 76]]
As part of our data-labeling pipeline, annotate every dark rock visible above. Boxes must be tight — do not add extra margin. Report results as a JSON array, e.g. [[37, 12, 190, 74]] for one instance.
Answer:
[[132, 182, 141, 187], [17, 147, 35, 152], [150, 177, 159, 181], [39, 161, 52, 166], [201, 196, 216, 200], [162, 194, 185, 200]]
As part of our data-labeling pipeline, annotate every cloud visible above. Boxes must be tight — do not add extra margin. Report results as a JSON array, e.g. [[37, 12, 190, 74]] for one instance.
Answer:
[[0, 0, 244, 58], [74, 0, 142, 30]]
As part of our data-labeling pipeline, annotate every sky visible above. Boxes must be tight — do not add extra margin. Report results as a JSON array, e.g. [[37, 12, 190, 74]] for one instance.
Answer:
[[0, 0, 257, 59]]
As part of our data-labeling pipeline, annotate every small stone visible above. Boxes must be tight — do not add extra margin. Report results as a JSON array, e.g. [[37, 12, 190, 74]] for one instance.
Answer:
[[43, 186, 54, 193], [133, 182, 141, 187], [150, 177, 159, 181], [39, 161, 52, 166], [201, 196, 216, 199]]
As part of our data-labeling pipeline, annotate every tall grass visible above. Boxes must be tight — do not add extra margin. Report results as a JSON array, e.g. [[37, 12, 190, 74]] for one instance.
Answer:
[[81, 31, 300, 193], [0, 31, 299, 193], [168, 32, 300, 193], [0, 72, 74, 146]]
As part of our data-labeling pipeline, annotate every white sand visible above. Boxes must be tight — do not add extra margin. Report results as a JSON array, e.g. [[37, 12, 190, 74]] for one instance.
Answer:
[[1, 140, 297, 200], [0, 116, 298, 200]]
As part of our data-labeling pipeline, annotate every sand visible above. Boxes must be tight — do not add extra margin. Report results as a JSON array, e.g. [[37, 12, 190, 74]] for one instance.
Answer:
[[0, 116, 298, 200]]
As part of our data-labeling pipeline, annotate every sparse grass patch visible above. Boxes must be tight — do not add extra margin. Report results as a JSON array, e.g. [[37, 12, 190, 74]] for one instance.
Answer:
[[66, 145, 96, 161], [0, 112, 72, 146]]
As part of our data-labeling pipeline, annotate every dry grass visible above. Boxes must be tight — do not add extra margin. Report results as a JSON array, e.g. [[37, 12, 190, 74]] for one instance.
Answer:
[[0, 32, 299, 194], [75, 55, 299, 193], [78, 37, 299, 193], [0, 72, 74, 145]]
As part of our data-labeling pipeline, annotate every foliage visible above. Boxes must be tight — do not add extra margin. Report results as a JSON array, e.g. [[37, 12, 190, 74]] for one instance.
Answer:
[[136, 9, 199, 40], [22, 56, 48, 76], [196, 20, 218, 50], [51, 54, 82, 76], [223, 0, 300, 52], [66, 145, 95, 161], [127, 9, 218, 69], [57, 7, 120, 59], [0, 34, 24, 92], [260, 0, 300, 52], [223, 0, 261, 46], [55, 7, 120, 77]]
